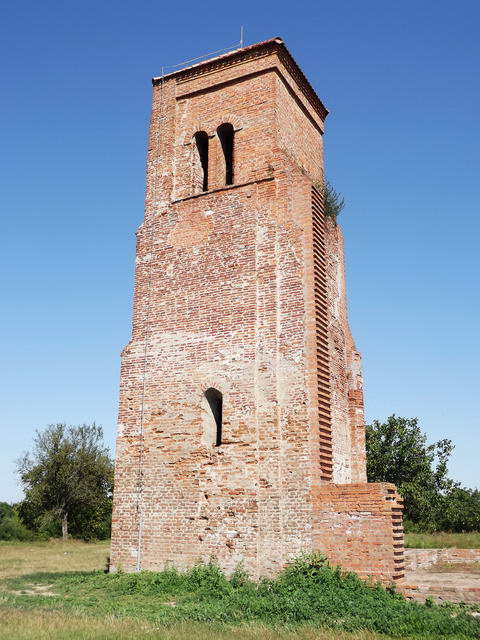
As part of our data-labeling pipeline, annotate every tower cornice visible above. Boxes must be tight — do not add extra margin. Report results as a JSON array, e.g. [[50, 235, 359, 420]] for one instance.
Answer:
[[152, 38, 329, 123]]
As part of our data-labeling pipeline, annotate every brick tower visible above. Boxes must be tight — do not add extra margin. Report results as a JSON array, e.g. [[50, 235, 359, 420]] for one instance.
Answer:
[[111, 38, 404, 582]]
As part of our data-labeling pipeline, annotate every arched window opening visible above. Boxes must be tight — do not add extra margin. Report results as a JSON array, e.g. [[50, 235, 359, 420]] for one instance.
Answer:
[[194, 131, 209, 192], [204, 388, 223, 446], [217, 123, 234, 185]]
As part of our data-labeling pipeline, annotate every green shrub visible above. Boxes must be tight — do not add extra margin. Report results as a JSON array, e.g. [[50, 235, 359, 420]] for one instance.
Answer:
[[0, 512, 34, 541], [0, 502, 14, 521]]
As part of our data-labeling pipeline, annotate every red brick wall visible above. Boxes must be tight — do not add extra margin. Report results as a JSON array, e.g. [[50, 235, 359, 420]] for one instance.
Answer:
[[110, 39, 403, 582], [325, 220, 367, 483], [312, 483, 405, 582]]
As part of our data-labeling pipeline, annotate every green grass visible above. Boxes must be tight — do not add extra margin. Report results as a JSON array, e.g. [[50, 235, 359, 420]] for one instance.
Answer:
[[405, 532, 480, 549], [0, 609, 395, 640], [0, 539, 110, 579], [1, 554, 480, 639], [1, 541, 479, 639]]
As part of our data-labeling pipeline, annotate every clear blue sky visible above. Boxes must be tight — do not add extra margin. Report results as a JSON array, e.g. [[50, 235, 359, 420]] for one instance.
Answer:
[[1, 0, 479, 502]]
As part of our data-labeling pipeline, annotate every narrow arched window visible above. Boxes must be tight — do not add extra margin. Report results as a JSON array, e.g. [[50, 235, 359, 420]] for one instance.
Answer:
[[217, 123, 234, 185], [194, 131, 209, 192], [204, 388, 223, 446]]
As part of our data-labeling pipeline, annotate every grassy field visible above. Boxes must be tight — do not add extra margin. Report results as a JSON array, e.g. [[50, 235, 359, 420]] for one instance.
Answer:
[[0, 540, 479, 639], [404, 532, 480, 549], [0, 539, 110, 579], [0, 609, 397, 640]]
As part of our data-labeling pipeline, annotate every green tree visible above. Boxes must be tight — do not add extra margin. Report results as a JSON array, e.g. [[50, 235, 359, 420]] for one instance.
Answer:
[[436, 487, 480, 532], [365, 415, 455, 528], [16, 423, 114, 540]]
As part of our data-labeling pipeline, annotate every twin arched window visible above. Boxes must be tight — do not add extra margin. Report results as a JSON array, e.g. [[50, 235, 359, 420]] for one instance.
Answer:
[[194, 124, 235, 192]]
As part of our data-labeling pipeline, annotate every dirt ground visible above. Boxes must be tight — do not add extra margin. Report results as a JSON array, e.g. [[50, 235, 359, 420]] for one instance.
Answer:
[[408, 567, 480, 589], [404, 563, 480, 603]]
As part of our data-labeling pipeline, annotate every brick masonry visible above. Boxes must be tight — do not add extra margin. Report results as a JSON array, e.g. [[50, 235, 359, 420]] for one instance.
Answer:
[[404, 548, 480, 571], [402, 549, 480, 603], [110, 38, 404, 582]]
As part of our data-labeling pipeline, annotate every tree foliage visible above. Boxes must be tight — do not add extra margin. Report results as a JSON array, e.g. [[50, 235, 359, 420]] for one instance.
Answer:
[[436, 486, 480, 533], [16, 423, 114, 540], [366, 415, 480, 532], [0, 502, 33, 541]]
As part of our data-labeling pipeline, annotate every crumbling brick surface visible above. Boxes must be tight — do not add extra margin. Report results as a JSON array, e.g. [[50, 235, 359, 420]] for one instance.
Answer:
[[110, 38, 403, 581], [404, 548, 480, 571], [402, 550, 480, 604]]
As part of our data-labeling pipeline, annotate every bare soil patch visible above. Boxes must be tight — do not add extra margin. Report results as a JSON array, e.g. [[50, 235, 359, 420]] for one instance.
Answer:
[[11, 583, 56, 597]]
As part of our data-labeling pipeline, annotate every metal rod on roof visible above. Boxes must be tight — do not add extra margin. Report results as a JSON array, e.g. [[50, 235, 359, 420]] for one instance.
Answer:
[[162, 44, 240, 73], [240, 26, 244, 48]]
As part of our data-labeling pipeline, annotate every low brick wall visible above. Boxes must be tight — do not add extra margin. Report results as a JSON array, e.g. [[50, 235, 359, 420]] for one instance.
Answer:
[[401, 548, 480, 603], [405, 548, 480, 571], [401, 583, 480, 604], [312, 482, 404, 583]]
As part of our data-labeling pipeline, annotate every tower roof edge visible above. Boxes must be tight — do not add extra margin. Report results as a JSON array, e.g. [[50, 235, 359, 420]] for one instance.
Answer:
[[152, 38, 329, 122]]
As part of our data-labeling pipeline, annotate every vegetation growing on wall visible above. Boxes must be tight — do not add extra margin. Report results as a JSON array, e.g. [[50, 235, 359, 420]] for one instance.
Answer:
[[323, 180, 345, 219]]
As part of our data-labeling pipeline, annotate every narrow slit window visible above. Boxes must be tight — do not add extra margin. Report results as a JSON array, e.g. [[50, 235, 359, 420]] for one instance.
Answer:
[[194, 131, 209, 191], [217, 123, 234, 185], [204, 388, 223, 446]]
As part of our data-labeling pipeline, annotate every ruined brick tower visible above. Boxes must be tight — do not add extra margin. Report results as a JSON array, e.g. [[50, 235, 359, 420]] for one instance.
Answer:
[[111, 38, 404, 582]]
